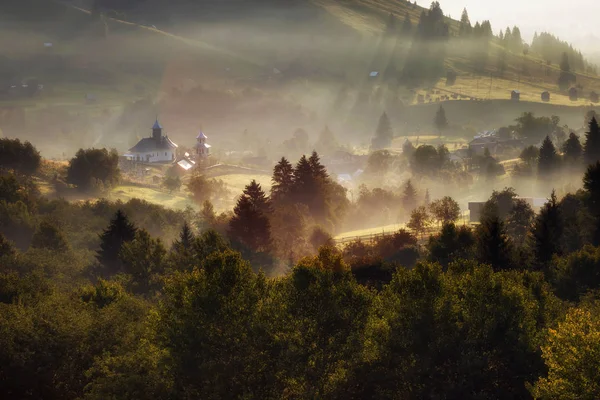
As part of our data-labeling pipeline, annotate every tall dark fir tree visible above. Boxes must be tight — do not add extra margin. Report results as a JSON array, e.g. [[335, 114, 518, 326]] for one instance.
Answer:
[[538, 136, 558, 179], [96, 209, 137, 272], [229, 181, 272, 252], [562, 132, 583, 167], [584, 117, 600, 165], [583, 161, 600, 244], [476, 215, 513, 271], [271, 157, 294, 205], [531, 191, 563, 271], [371, 112, 393, 150]]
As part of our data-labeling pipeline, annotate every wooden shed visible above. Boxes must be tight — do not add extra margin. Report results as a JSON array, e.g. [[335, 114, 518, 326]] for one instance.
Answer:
[[541, 91, 550, 102], [511, 90, 520, 101], [569, 87, 578, 101]]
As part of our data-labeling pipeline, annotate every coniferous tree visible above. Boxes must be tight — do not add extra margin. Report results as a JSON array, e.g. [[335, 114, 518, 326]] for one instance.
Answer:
[[401, 12, 413, 35], [476, 215, 513, 271], [538, 136, 559, 179], [434, 105, 448, 135], [96, 210, 137, 272], [584, 117, 600, 165], [173, 222, 195, 251], [271, 157, 294, 204], [228, 185, 271, 252], [562, 132, 583, 167], [314, 126, 339, 156], [243, 179, 271, 215], [531, 191, 563, 271], [308, 151, 329, 181], [458, 8, 472, 36], [371, 112, 393, 150], [402, 179, 417, 212], [583, 161, 600, 244]]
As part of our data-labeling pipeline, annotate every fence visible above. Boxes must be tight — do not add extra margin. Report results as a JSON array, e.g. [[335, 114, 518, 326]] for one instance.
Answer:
[[334, 226, 440, 246]]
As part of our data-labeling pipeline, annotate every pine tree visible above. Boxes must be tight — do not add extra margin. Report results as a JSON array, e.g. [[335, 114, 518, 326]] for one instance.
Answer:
[[584, 117, 600, 165], [228, 184, 271, 252], [424, 188, 431, 206], [314, 126, 339, 155], [562, 132, 583, 167], [243, 179, 271, 214], [173, 222, 195, 251], [538, 136, 559, 179], [96, 210, 137, 272], [371, 112, 393, 150], [271, 157, 294, 204], [560, 52, 571, 72], [458, 8, 472, 36], [308, 151, 329, 180], [402, 179, 417, 212], [583, 161, 600, 244], [434, 105, 448, 134], [401, 12, 413, 35], [531, 191, 563, 271], [476, 215, 513, 271]]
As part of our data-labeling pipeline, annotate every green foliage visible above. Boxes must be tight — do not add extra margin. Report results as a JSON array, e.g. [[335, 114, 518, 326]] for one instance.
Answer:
[[476, 215, 513, 271], [0, 138, 41, 175], [407, 205, 431, 238], [532, 304, 600, 399], [584, 117, 600, 166], [427, 223, 475, 268], [562, 132, 583, 167], [531, 191, 563, 272], [433, 105, 448, 133], [186, 173, 229, 205], [228, 180, 272, 253], [96, 210, 137, 274], [538, 136, 559, 179], [429, 196, 460, 225], [515, 112, 559, 144], [371, 111, 393, 150], [119, 229, 167, 293], [161, 175, 181, 193], [552, 246, 600, 301], [31, 219, 70, 252], [66, 148, 120, 191], [270, 157, 294, 205], [402, 178, 418, 211]]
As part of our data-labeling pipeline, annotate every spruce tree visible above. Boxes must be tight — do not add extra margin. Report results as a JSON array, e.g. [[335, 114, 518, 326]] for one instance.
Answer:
[[243, 179, 271, 214], [531, 191, 563, 271], [308, 151, 328, 180], [583, 161, 600, 244], [371, 112, 393, 150], [401, 12, 413, 35], [228, 183, 271, 252], [459, 8, 472, 36], [538, 136, 558, 179], [173, 222, 195, 251], [402, 179, 417, 212], [584, 117, 600, 165], [271, 157, 294, 204], [476, 215, 513, 271], [562, 132, 583, 167], [96, 210, 137, 272], [314, 126, 339, 155], [434, 105, 448, 135]]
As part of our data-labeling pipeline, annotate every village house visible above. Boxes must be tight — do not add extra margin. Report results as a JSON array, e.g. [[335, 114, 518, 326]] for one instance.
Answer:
[[125, 120, 178, 163], [511, 90, 520, 101]]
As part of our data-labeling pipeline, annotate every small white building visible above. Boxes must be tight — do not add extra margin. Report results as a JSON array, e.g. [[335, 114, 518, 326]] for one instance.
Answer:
[[195, 131, 211, 159], [125, 120, 178, 163]]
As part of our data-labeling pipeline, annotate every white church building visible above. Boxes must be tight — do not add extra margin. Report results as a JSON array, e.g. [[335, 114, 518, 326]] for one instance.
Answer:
[[125, 120, 178, 163], [195, 131, 211, 158]]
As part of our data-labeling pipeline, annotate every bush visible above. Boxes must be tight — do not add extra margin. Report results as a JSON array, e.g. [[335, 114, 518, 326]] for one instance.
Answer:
[[0, 138, 41, 175], [66, 148, 120, 191]]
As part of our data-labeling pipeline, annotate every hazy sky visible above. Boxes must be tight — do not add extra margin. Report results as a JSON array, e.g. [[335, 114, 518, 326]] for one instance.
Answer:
[[416, 0, 599, 51]]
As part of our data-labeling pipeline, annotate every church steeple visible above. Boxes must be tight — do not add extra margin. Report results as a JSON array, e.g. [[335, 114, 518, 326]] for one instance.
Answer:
[[152, 119, 162, 141]]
